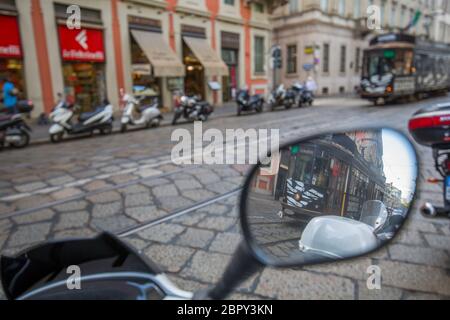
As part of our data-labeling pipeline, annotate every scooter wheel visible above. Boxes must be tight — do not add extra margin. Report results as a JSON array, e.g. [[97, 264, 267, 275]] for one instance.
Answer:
[[50, 132, 64, 143], [120, 124, 127, 133], [308, 101, 313, 106], [11, 132, 30, 148]]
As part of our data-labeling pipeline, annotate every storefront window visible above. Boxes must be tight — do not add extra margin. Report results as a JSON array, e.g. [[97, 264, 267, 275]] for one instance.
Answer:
[[62, 63, 106, 113], [130, 35, 161, 104], [183, 41, 205, 98]]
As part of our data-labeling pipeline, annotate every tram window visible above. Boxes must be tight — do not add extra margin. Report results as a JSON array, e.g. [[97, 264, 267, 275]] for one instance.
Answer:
[[312, 154, 330, 188], [292, 153, 314, 183]]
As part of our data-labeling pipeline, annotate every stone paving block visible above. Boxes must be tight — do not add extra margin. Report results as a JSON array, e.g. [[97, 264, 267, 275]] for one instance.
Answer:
[[12, 209, 55, 225], [206, 181, 239, 194], [175, 179, 202, 191], [141, 178, 170, 188], [7, 222, 51, 248], [54, 211, 90, 231], [92, 201, 122, 218], [118, 184, 149, 195], [124, 193, 153, 207], [0, 188, 15, 197], [0, 219, 12, 234], [0, 181, 12, 188], [158, 196, 194, 211], [392, 230, 425, 246], [83, 180, 112, 192], [51, 187, 83, 200], [138, 223, 185, 243], [404, 220, 439, 234], [255, 268, 355, 300], [197, 216, 237, 232], [180, 250, 231, 283], [182, 189, 216, 201], [423, 233, 450, 250], [176, 228, 215, 249], [123, 237, 150, 252], [152, 184, 179, 198], [48, 175, 75, 187], [99, 165, 121, 173], [0, 203, 16, 215], [144, 244, 195, 273], [172, 213, 207, 227], [54, 200, 87, 212], [208, 232, 241, 255], [87, 191, 122, 204], [194, 172, 221, 185], [168, 275, 208, 293], [377, 260, 450, 296], [15, 181, 47, 193], [53, 228, 97, 240], [302, 257, 374, 281], [136, 168, 162, 178], [92, 215, 136, 233], [125, 206, 167, 223], [198, 203, 229, 216], [12, 175, 41, 185], [15, 195, 54, 210], [108, 174, 137, 184], [72, 169, 100, 179], [356, 281, 403, 300], [227, 293, 265, 300], [388, 244, 449, 268]]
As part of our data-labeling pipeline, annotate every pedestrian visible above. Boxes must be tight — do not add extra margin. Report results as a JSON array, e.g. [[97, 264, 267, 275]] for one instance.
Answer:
[[2, 75, 19, 114], [305, 76, 317, 93]]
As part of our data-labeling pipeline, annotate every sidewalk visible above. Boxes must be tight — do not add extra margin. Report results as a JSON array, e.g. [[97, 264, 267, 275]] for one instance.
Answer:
[[26, 101, 238, 145]]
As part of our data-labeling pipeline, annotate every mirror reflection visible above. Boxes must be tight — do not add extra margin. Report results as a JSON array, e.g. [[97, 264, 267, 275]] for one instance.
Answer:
[[246, 129, 417, 265]]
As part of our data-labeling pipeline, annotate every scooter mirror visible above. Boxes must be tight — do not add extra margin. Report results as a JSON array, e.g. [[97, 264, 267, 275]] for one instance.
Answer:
[[240, 128, 418, 268]]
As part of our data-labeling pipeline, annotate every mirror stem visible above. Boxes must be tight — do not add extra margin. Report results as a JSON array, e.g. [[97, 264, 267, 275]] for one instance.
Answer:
[[195, 242, 263, 300]]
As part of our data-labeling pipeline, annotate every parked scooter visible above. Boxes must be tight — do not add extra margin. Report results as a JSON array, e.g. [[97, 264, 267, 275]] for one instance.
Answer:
[[0, 113, 31, 150], [292, 83, 314, 107], [120, 94, 163, 133], [268, 84, 296, 111], [236, 89, 264, 116], [0, 127, 419, 300], [49, 98, 114, 143], [409, 102, 450, 219], [172, 95, 213, 125]]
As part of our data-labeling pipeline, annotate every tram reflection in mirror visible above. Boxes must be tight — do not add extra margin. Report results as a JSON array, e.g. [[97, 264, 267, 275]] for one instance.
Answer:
[[243, 128, 418, 267]]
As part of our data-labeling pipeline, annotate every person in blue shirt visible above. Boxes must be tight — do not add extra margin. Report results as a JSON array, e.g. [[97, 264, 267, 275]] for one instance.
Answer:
[[2, 76, 18, 114]]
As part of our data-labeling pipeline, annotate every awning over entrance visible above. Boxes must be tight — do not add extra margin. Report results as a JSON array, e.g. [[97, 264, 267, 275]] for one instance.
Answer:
[[131, 30, 185, 77], [183, 37, 229, 77]]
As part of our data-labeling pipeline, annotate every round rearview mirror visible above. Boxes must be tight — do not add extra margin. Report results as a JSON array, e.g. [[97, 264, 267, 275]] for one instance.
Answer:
[[240, 128, 418, 267]]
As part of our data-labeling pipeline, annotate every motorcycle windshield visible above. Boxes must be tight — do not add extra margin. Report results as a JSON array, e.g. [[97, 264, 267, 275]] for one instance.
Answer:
[[359, 200, 388, 229], [0, 232, 161, 300]]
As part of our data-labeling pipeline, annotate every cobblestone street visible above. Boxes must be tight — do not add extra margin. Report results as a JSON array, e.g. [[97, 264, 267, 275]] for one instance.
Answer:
[[0, 96, 449, 300]]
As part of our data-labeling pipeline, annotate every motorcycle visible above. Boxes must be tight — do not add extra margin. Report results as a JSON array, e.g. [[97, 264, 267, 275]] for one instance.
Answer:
[[0, 127, 419, 300], [120, 94, 163, 133], [268, 84, 296, 111], [49, 99, 114, 143], [409, 102, 450, 219], [236, 89, 264, 116], [292, 83, 314, 108], [172, 95, 213, 125], [0, 113, 31, 150]]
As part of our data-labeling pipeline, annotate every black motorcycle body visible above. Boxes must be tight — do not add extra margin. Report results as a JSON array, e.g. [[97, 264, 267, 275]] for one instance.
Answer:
[[292, 84, 314, 107], [269, 85, 296, 111], [172, 96, 213, 125], [0, 114, 31, 149], [236, 90, 264, 115]]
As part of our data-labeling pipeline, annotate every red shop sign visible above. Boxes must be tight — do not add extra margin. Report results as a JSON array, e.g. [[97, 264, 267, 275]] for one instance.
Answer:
[[0, 15, 22, 58], [58, 25, 105, 62]]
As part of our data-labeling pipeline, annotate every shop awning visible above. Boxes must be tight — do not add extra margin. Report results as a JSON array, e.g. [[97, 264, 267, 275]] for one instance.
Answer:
[[131, 30, 185, 77], [183, 37, 229, 77]]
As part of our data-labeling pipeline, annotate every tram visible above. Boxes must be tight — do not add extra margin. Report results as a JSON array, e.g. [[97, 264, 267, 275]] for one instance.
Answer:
[[275, 132, 387, 220], [360, 33, 450, 105]]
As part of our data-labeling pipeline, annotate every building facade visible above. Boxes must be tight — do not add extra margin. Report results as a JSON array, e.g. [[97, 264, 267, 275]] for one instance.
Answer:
[[0, 0, 272, 116], [271, 0, 441, 96]]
